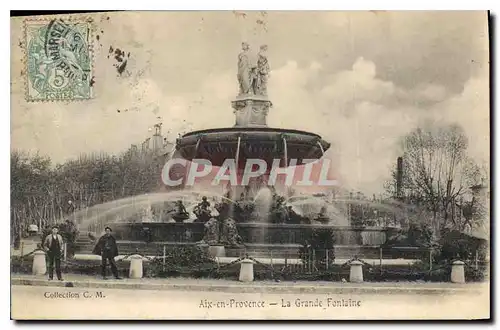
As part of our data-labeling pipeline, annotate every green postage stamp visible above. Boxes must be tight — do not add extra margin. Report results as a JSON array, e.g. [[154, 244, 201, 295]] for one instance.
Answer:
[[24, 18, 93, 101]]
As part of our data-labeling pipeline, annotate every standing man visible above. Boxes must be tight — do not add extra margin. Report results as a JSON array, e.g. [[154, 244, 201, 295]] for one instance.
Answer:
[[43, 225, 64, 281], [92, 227, 121, 280]]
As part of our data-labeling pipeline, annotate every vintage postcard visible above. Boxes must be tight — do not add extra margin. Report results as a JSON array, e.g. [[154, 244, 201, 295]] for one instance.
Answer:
[[10, 11, 490, 320]]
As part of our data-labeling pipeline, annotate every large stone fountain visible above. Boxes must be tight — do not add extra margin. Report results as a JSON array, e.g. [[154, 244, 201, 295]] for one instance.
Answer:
[[176, 43, 329, 174], [99, 44, 401, 259]]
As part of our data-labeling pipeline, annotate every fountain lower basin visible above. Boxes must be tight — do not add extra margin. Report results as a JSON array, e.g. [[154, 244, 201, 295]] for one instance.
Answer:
[[106, 222, 396, 246], [76, 222, 410, 260]]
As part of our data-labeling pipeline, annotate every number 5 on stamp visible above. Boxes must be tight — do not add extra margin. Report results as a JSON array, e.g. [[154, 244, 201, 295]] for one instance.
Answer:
[[24, 18, 94, 102]]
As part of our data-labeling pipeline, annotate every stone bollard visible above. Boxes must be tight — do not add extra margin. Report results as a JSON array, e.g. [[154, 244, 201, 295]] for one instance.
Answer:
[[129, 254, 144, 279], [32, 250, 47, 276], [239, 259, 254, 282], [349, 260, 364, 283], [451, 260, 465, 283], [208, 245, 226, 258]]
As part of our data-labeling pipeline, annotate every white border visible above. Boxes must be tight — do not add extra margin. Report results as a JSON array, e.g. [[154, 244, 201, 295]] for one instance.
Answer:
[[2, 1, 497, 329]]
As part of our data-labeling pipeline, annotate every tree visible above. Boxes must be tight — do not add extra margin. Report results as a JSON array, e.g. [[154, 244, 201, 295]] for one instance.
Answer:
[[11, 151, 54, 241], [10, 144, 168, 243], [386, 123, 485, 234]]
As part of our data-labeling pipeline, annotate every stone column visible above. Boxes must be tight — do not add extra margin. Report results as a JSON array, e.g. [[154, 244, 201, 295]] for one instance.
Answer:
[[451, 260, 466, 283], [349, 260, 364, 283], [32, 250, 47, 276], [239, 258, 254, 282], [129, 254, 144, 279]]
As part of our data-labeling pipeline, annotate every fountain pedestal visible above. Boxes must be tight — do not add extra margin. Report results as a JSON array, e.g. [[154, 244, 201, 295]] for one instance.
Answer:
[[232, 95, 272, 127]]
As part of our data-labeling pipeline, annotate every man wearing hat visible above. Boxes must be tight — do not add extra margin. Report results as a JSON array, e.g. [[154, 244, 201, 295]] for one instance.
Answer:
[[92, 226, 121, 279], [43, 225, 64, 281]]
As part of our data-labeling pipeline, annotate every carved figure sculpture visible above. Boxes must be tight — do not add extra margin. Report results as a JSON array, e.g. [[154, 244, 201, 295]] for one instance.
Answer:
[[202, 217, 220, 245], [220, 218, 243, 247]]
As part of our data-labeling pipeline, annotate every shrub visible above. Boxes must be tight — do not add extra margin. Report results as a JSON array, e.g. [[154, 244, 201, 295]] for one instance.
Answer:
[[299, 228, 335, 271], [433, 230, 487, 264], [385, 223, 435, 247], [466, 265, 487, 282], [145, 245, 217, 277], [407, 223, 434, 247], [11, 255, 33, 273]]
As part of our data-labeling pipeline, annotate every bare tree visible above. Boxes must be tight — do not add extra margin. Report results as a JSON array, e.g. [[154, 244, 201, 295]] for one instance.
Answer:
[[386, 123, 484, 234]]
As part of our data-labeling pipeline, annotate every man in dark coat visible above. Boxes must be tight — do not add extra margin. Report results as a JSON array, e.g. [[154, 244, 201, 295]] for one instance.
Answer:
[[92, 227, 121, 280], [43, 225, 64, 281]]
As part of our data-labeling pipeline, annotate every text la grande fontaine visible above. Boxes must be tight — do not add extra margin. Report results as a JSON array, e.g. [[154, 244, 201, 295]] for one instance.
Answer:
[[281, 298, 362, 308]]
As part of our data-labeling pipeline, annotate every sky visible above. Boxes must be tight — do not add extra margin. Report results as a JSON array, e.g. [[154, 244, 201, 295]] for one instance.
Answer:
[[10, 11, 490, 194]]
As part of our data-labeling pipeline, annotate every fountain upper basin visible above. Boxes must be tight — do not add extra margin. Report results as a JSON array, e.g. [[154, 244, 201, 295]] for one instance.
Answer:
[[176, 127, 331, 167]]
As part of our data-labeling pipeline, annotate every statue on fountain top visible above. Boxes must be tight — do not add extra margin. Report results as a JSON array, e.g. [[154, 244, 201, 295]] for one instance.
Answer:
[[237, 42, 270, 97], [237, 42, 253, 95], [256, 45, 270, 96]]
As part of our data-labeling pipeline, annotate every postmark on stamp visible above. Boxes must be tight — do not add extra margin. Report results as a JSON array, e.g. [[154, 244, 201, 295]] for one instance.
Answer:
[[24, 18, 94, 101]]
